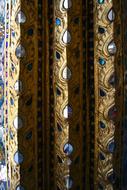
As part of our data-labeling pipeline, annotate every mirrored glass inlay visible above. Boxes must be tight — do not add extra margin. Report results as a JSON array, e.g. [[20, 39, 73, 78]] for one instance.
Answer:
[[16, 185, 25, 190], [108, 41, 117, 55], [14, 80, 23, 92], [108, 9, 115, 22], [63, 0, 72, 9], [65, 176, 73, 189], [64, 143, 73, 155], [63, 105, 72, 118], [62, 30, 71, 44], [14, 151, 24, 164], [62, 67, 71, 80], [16, 11, 26, 24], [13, 116, 23, 129], [15, 45, 25, 58]]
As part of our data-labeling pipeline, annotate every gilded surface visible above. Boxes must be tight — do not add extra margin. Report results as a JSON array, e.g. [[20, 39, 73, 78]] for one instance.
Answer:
[[54, 0, 84, 189], [4, 0, 38, 189], [94, 0, 122, 189]]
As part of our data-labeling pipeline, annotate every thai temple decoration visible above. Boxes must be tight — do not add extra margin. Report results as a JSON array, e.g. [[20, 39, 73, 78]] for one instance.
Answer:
[[0, 0, 126, 190], [0, 0, 7, 189]]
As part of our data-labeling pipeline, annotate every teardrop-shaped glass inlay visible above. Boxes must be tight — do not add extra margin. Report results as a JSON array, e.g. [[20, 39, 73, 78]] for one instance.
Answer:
[[16, 11, 26, 24], [108, 141, 116, 153], [13, 116, 23, 129], [63, 105, 72, 119], [107, 172, 116, 184], [0, 128, 4, 141], [56, 51, 60, 60], [99, 121, 106, 129], [56, 18, 61, 26], [108, 41, 117, 55], [56, 87, 61, 96], [99, 152, 105, 160], [64, 143, 73, 155], [64, 158, 72, 166], [65, 176, 73, 189], [100, 89, 106, 97], [15, 45, 25, 58], [99, 58, 106, 65], [62, 67, 71, 80], [14, 80, 23, 92], [63, 0, 72, 9], [14, 151, 24, 164], [10, 97, 14, 105], [16, 185, 25, 190], [57, 123, 62, 132], [108, 9, 115, 22], [62, 30, 71, 44], [98, 0, 105, 4], [109, 73, 116, 86], [108, 106, 118, 121], [98, 26, 105, 34], [10, 130, 14, 139]]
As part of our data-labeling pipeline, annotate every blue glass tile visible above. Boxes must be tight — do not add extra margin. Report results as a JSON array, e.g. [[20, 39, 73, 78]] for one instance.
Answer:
[[65, 176, 73, 189], [12, 31, 15, 37], [100, 89, 106, 97], [56, 88, 61, 96], [64, 143, 73, 155], [9, 131, 14, 139], [16, 185, 25, 190], [56, 51, 60, 60], [98, 27, 105, 34], [10, 97, 14, 105], [99, 58, 106, 65], [107, 172, 116, 184], [14, 151, 24, 164], [108, 141, 116, 153], [56, 18, 61, 26], [98, 0, 105, 4], [99, 152, 105, 160], [99, 121, 105, 129]]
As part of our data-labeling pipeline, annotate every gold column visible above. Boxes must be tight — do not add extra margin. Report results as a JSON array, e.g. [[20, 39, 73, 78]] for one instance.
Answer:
[[54, 0, 84, 189], [94, 0, 122, 189], [4, 0, 39, 189]]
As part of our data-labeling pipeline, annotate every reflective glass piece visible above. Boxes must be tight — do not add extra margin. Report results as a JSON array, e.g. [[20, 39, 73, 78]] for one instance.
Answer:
[[62, 30, 71, 44], [16, 11, 26, 24], [64, 143, 73, 155], [63, 0, 72, 9], [14, 151, 24, 164], [108, 41, 117, 55]]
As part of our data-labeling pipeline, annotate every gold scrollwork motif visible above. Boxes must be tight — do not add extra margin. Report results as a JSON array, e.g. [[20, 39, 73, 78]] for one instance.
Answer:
[[4, 0, 38, 189], [54, 1, 69, 189], [94, 0, 122, 189], [54, 0, 84, 189]]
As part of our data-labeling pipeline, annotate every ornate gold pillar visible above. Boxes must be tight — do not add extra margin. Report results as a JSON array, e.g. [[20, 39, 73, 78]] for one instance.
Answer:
[[54, 0, 87, 189], [3, 0, 124, 190], [94, 0, 123, 189], [4, 0, 39, 189]]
